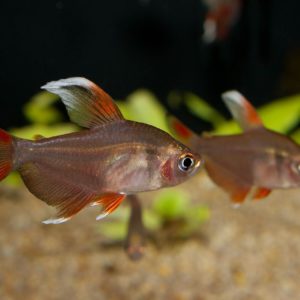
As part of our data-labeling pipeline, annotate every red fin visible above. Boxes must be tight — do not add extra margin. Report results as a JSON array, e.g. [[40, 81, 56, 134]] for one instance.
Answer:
[[253, 188, 271, 201], [205, 158, 250, 204], [93, 193, 125, 220], [231, 189, 250, 204], [19, 162, 99, 224], [0, 129, 13, 181], [167, 115, 193, 143], [203, 0, 241, 42], [222, 90, 263, 131], [42, 77, 124, 128]]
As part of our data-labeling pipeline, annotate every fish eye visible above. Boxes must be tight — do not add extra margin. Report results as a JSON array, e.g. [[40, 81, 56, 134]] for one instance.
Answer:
[[178, 154, 194, 172]]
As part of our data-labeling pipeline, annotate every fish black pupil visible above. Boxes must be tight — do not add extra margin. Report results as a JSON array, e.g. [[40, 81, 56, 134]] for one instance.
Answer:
[[183, 157, 192, 168], [179, 155, 194, 171]]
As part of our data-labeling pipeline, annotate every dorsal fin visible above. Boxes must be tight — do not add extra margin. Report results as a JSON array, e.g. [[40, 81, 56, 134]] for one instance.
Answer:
[[221, 90, 263, 131], [167, 115, 197, 145], [41, 77, 124, 128]]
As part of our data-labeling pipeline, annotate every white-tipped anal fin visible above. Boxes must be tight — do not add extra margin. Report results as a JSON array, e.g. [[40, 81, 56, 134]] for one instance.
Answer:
[[96, 212, 109, 221], [42, 217, 71, 225]]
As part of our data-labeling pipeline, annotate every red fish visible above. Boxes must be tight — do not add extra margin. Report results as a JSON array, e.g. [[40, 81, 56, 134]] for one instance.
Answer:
[[202, 0, 242, 42], [0, 77, 202, 224], [168, 90, 300, 203]]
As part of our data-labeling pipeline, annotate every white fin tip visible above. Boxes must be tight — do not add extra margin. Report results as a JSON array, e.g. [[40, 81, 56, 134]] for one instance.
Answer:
[[232, 203, 241, 209], [96, 212, 109, 221], [42, 217, 71, 225], [41, 77, 93, 91], [221, 90, 244, 104]]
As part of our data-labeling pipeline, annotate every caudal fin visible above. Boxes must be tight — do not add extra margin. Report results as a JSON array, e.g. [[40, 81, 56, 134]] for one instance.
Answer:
[[0, 129, 13, 181]]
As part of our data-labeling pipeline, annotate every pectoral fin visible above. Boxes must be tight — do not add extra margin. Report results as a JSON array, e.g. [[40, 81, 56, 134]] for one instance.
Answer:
[[221, 90, 263, 131], [204, 158, 249, 203], [42, 77, 124, 128], [91, 193, 126, 220], [253, 187, 271, 200]]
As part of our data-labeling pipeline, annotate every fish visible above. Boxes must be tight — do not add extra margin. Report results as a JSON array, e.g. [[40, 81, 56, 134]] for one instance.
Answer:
[[202, 0, 242, 43], [168, 90, 300, 203], [0, 77, 202, 224]]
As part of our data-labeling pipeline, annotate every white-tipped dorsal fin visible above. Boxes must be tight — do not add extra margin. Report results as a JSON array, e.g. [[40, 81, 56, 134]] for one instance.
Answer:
[[42, 77, 124, 128], [221, 90, 263, 131]]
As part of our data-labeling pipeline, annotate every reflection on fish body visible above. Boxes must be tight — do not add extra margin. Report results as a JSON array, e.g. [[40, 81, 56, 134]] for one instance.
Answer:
[[168, 91, 300, 203], [0, 77, 202, 224]]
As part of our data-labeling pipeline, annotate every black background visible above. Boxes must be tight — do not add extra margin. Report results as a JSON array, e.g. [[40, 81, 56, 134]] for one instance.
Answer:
[[0, 0, 300, 130]]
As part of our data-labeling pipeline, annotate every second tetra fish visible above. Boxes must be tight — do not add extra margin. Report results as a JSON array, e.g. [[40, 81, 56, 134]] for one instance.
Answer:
[[0, 77, 202, 224], [169, 91, 300, 203]]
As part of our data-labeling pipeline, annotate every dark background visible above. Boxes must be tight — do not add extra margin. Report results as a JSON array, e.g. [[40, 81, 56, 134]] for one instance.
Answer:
[[0, 0, 300, 130]]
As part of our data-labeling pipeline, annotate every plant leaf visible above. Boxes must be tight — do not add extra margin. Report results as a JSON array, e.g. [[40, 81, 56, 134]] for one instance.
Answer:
[[152, 189, 189, 220]]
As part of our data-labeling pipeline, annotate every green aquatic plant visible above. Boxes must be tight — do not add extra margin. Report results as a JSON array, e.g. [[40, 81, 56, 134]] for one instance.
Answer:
[[152, 189, 210, 237], [116, 89, 170, 133], [168, 91, 226, 128], [23, 91, 63, 124], [292, 128, 300, 143]]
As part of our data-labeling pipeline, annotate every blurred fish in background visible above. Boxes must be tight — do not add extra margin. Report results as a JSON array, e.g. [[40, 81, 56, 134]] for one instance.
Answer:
[[168, 91, 300, 203], [202, 0, 242, 43]]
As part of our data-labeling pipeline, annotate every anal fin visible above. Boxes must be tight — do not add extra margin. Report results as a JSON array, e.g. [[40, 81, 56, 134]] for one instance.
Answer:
[[205, 158, 251, 204], [19, 162, 99, 224]]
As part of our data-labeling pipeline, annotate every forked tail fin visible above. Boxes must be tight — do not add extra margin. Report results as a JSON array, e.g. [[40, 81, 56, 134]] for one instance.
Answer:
[[0, 129, 13, 180]]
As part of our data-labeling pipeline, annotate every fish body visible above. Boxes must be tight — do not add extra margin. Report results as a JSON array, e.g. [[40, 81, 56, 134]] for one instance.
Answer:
[[15, 121, 191, 194], [169, 91, 300, 203], [0, 78, 202, 223]]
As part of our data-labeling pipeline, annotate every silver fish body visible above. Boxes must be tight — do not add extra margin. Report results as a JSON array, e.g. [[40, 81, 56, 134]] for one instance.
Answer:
[[0, 77, 202, 224], [14, 120, 199, 194]]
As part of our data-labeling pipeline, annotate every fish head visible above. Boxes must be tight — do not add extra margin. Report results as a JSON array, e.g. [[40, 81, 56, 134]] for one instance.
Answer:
[[160, 143, 203, 187]]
